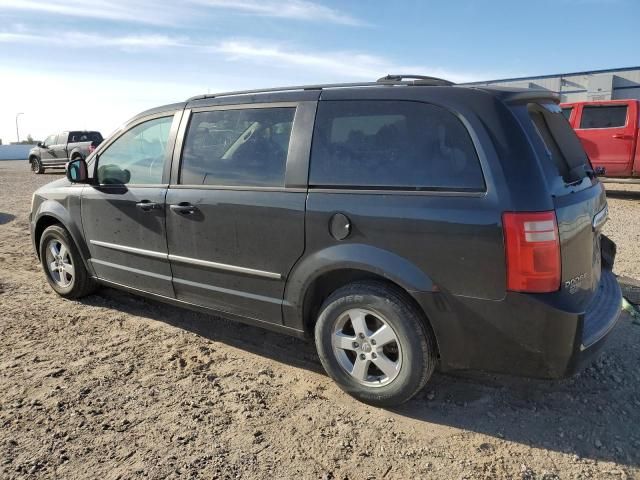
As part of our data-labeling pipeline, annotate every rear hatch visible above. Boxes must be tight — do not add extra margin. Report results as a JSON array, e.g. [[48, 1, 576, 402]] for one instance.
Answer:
[[514, 101, 608, 310]]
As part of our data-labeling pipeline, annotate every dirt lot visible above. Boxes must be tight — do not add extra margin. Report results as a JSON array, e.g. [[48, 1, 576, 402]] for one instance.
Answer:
[[1, 159, 639, 480]]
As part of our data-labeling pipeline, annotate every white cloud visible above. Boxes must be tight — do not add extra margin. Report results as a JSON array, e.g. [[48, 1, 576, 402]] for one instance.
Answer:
[[0, 30, 188, 49], [191, 0, 365, 26], [0, 0, 365, 26], [0, 0, 189, 26], [214, 40, 483, 83]]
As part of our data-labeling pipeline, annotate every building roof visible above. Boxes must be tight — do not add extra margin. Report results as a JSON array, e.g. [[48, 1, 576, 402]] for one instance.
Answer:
[[465, 66, 640, 85]]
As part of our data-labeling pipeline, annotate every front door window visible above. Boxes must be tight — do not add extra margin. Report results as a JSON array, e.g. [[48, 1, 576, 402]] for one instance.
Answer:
[[97, 116, 173, 185]]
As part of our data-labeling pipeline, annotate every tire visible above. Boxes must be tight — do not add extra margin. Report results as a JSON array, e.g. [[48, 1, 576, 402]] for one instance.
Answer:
[[314, 281, 437, 407], [39, 225, 96, 299], [31, 157, 44, 174]]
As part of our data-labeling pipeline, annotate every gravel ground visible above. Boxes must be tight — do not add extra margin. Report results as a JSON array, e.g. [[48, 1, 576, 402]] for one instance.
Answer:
[[1, 160, 639, 480]]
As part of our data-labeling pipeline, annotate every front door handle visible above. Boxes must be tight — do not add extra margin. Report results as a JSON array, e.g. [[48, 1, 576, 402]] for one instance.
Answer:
[[170, 203, 197, 215], [136, 201, 161, 212]]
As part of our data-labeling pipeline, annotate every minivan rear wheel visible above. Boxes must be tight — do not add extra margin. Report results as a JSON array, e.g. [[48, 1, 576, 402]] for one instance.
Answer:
[[39, 225, 96, 298], [314, 282, 437, 407]]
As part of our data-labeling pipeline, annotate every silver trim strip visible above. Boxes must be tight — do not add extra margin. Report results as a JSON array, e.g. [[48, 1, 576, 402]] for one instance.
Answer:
[[169, 254, 281, 280], [592, 204, 609, 231], [90, 258, 172, 281], [89, 240, 281, 279], [172, 277, 284, 304], [90, 240, 167, 259]]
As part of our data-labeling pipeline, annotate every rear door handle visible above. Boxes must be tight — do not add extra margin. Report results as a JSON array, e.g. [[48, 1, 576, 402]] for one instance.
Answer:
[[170, 203, 197, 215], [612, 133, 632, 140], [136, 201, 161, 212]]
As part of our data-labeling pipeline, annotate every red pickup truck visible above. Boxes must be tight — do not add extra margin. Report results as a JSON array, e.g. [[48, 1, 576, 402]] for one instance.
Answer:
[[561, 99, 640, 182]]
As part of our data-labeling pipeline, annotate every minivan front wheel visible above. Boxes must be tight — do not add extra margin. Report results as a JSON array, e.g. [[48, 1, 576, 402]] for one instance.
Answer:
[[315, 282, 437, 407], [39, 225, 95, 298]]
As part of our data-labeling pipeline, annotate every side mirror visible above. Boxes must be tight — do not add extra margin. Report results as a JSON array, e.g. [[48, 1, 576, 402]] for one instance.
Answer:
[[66, 158, 90, 183], [37, 142, 43, 147]]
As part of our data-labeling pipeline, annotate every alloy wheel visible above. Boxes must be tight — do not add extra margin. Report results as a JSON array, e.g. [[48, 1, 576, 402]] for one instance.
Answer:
[[45, 239, 74, 288], [331, 308, 402, 387]]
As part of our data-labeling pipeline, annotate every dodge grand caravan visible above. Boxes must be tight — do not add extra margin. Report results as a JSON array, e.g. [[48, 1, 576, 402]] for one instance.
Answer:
[[30, 75, 622, 406]]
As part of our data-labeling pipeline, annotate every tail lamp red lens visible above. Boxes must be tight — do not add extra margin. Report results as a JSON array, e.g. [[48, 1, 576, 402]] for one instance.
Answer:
[[502, 211, 561, 293]]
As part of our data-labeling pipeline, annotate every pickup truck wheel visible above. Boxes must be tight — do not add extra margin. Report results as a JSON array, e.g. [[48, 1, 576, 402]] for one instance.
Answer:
[[31, 158, 44, 174], [314, 282, 437, 407], [39, 225, 96, 299]]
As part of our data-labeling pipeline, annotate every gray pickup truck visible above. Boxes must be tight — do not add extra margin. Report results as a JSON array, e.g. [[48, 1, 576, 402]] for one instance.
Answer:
[[29, 130, 103, 174]]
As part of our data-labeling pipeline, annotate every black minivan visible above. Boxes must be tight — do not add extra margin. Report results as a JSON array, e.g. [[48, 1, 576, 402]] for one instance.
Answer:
[[30, 76, 622, 406]]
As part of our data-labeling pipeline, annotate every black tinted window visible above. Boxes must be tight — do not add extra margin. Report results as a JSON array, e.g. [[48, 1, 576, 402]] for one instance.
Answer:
[[70, 131, 103, 143], [180, 108, 295, 187], [561, 107, 572, 120], [528, 103, 590, 183], [309, 101, 484, 191], [580, 105, 627, 129]]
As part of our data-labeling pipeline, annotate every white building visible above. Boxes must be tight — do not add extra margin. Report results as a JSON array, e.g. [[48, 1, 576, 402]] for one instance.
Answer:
[[466, 66, 640, 103]]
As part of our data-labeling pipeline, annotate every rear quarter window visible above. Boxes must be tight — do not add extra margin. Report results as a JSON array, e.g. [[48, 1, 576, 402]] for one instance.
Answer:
[[70, 131, 103, 143], [579, 105, 628, 129], [526, 103, 591, 184], [309, 100, 485, 191]]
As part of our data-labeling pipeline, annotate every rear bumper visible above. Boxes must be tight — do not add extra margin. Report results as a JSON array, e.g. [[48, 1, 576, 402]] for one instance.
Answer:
[[419, 269, 622, 379], [565, 269, 622, 375]]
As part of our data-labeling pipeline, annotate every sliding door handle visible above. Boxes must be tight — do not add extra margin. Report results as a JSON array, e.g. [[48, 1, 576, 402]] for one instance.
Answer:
[[170, 203, 197, 215], [136, 201, 161, 211]]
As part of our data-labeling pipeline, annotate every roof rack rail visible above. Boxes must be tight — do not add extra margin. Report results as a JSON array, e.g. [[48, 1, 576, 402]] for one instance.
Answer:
[[376, 74, 454, 86], [186, 75, 454, 102]]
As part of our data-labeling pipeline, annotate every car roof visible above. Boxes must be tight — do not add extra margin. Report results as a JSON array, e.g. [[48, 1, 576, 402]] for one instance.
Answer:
[[128, 102, 187, 124], [130, 78, 561, 121]]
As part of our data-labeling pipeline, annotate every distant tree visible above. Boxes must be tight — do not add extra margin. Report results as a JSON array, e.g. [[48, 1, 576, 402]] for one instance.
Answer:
[[17, 134, 38, 145]]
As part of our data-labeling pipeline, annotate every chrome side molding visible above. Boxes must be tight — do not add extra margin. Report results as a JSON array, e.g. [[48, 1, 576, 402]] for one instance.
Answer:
[[168, 254, 281, 279], [89, 240, 167, 259], [89, 240, 281, 279]]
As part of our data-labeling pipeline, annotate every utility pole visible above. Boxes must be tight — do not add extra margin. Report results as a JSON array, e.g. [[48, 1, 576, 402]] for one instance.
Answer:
[[16, 112, 24, 143]]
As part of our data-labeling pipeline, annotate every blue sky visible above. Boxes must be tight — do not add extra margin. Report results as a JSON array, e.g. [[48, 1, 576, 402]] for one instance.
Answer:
[[0, 0, 637, 142]]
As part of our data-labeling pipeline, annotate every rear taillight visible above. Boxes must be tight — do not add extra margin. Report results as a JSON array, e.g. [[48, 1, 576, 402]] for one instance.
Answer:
[[502, 211, 561, 293]]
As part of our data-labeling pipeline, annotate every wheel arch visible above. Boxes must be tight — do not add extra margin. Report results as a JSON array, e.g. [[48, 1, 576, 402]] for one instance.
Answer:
[[283, 244, 439, 351], [29, 154, 40, 164], [34, 215, 63, 256], [69, 149, 84, 160], [33, 206, 94, 276]]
